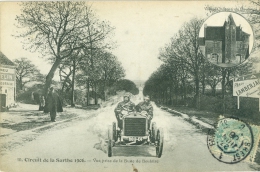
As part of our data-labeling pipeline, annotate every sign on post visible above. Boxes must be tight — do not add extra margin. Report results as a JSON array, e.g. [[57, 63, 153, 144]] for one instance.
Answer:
[[233, 73, 260, 111]]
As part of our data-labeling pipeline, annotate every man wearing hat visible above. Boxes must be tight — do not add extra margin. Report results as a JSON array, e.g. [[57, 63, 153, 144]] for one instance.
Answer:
[[45, 87, 63, 122], [114, 93, 135, 130], [136, 95, 153, 129]]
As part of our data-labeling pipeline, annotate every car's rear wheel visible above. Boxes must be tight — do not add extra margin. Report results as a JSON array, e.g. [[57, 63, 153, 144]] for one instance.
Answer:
[[112, 122, 117, 143], [151, 122, 157, 143], [156, 128, 164, 158]]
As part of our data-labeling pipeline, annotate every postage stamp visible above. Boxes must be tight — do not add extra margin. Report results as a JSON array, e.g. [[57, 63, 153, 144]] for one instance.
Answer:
[[207, 116, 260, 164]]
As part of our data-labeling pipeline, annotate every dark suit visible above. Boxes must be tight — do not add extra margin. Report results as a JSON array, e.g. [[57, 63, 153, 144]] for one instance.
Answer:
[[136, 101, 153, 129], [114, 100, 135, 129], [45, 91, 63, 121]]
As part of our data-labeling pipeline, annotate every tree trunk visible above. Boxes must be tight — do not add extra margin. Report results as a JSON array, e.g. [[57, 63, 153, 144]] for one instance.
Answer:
[[221, 69, 227, 113], [170, 84, 173, 105], [71, 58, 76, 107], [202, 78, 205, 95], [182, 79, 187, 105], [211, 85, 216, 97], [87, 79, 90, 106], [19, 77, 23, 90], [175, 83, 178, 105], [195, 75, 200, 109], [104, 81, 107, 101], [165, 90, 167, 105], [94, 82, 97, 105], [44, 59, 61, 97]]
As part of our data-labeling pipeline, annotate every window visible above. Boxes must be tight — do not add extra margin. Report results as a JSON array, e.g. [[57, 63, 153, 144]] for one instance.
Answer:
[[211, 53, 219, 63], [236, 43, 242, 49], [236, 54, 242, 63], [212, 53, 218, 58]]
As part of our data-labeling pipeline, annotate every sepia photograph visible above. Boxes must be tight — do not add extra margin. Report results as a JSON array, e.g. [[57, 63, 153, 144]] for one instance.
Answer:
[[0, 1, 260, 172], [199, 12, 254, 67]]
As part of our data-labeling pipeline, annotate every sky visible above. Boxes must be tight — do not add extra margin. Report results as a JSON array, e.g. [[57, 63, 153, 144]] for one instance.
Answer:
[[0, 1, 256, 81]]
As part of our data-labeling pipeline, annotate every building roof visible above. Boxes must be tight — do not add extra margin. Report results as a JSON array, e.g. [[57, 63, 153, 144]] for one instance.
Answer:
[[205, 27, 224, 41], [203, 13, 250, 41], [0, 51, 15, 66], [228, 14, 236, 26], [236, 27, 250, 41]]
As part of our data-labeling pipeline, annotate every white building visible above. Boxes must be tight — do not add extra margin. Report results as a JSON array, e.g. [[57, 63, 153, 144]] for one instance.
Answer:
[[0, 52, 16, 111]]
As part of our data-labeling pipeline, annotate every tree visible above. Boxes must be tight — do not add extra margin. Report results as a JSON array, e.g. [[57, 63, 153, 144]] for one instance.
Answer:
[[205, 2, 258, 112], [204, 63, 222, 96], [58, 49, 82, 106], [75, 49, 124, 105], [114, 79, 139, 95], [15, 2, 114, 97], [14, 58, 44, 91], [143, 62, 192, 105], [159, 18, 204, 108], [94, 50, 125, 100]]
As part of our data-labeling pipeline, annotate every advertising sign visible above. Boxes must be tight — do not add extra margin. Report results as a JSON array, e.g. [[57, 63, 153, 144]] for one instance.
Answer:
[[233, 80, 260, 98], [0, 74, 15, 81], [233, 73, 260, 110], [0, 67, 15, 74], [0, 81, 14, 87]]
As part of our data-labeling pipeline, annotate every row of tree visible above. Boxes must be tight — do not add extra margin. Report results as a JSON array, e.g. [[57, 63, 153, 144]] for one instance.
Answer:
[[14, 55, 139, 106], [143, 1, 259, 112], [14, 2, 138, 106]]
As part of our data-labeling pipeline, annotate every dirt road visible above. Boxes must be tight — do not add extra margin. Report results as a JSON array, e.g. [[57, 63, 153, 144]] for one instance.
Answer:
[[0, 102, 258, 172]]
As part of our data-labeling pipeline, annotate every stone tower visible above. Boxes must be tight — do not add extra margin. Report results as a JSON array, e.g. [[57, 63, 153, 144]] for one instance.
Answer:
[[224, 14, 237, 63]]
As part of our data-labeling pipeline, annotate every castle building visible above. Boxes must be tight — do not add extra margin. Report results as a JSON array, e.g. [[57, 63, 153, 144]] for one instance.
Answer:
[[0, 52, 16, 111], [199, 14, 250, 66]]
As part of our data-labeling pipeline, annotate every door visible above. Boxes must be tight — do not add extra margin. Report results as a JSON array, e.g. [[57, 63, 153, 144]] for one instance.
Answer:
[[0, 94, 6, 112]]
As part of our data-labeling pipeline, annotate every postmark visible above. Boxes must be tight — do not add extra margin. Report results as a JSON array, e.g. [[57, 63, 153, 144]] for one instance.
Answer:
[[207, 117, 254, 164]]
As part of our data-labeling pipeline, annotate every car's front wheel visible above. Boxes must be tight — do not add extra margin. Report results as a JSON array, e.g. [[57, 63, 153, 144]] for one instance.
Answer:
[[156, 128, 164, 158], [151, 122, 157, 143], [107, 124, 114, 157]]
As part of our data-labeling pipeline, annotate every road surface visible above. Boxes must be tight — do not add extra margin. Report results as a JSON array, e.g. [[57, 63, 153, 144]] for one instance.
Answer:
[[0, 101, 258, 172]]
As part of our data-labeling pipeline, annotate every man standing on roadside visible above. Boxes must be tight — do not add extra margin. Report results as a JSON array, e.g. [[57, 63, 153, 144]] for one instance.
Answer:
[[45, 87, 63, 122]]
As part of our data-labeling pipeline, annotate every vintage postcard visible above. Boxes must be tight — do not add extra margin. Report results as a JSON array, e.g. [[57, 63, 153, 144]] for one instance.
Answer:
[[0, 1, 260, 172]]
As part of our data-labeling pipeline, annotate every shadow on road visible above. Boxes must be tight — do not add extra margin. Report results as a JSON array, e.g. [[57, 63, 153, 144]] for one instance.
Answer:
[[0, 121, 51, 132], [94, 139, 157, 158], [113, 146, 156, 157]]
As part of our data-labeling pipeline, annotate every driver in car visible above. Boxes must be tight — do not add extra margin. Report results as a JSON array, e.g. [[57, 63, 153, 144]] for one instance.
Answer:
[[135, 96, 153, 129], [114, 93, 135, 130]]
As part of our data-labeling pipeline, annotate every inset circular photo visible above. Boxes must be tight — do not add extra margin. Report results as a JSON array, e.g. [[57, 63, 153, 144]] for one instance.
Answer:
[[199, 12, 254, 68]]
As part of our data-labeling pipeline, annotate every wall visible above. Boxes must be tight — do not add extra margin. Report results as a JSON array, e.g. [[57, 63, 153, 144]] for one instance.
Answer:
[[0, 65, 16, 107]]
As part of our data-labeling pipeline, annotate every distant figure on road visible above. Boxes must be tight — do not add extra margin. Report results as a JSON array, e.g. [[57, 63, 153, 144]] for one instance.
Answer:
[[114, 93, 135, 130], [45, 87, 63, 122], [136, 96, 153, 129], [39, 95, 45, 111]]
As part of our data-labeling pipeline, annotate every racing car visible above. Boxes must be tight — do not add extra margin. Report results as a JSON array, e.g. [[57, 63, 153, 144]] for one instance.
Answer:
[[107, 109, 164, 158]]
